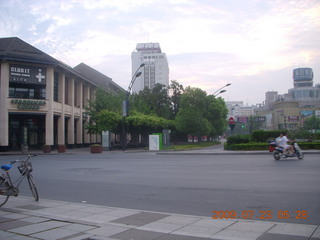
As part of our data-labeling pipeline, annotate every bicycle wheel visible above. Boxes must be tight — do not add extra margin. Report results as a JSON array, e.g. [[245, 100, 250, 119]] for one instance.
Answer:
[[0, 177, 10, 207], [27, 174, 39, 201]]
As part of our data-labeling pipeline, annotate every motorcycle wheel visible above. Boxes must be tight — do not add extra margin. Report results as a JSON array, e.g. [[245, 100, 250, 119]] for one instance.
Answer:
[[274, 151, 281, 160], [297, 152, 304, 160]]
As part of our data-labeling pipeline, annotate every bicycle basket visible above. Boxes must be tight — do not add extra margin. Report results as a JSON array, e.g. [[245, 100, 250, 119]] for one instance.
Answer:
[[18, 161, 33, 175]]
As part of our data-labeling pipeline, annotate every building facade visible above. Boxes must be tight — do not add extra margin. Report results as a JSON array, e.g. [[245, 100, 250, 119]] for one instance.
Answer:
[[131, 43, 169, 93], [0, 37, 124, 151]]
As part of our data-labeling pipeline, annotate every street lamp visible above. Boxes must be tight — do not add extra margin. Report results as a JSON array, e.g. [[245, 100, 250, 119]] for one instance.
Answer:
[[122, 63, 145, 151], [213, 89, 227, 97], [213, 83, 231, 96], [228, 104, 238, 111], [126, 63, 145, 98]]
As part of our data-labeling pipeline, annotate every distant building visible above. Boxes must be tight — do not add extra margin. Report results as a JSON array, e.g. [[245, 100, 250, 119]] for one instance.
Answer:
[[288, 68, 320, 107], [131, 43, 169, 93], [226, 101, 256, 118], [263, 68, 320, 110], [265, 91, 278, 110], [256, 67, 320, 130]]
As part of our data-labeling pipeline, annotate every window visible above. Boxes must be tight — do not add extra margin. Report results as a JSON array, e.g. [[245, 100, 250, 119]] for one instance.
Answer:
[[9, 82, 46, 99], [300, 69, 304, 75]]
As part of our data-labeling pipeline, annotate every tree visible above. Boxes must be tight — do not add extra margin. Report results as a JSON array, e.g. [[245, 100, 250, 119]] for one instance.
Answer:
[[205, 95, 228, 138], [95, 110, 121, 133], [126, 112, 174, 146], [169, 80, 184, 119], [303, 115, 320, 131], [85, 88, 123, 134], [130, 83, 171, 119], [175, 87, 209, 141]]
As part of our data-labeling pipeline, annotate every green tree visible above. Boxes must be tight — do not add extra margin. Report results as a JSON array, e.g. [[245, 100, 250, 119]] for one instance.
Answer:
[[169, 80, 184, 119], [303, 115, 320, 131], [130, 83, 171, 119], [175, 87, 208, 140], [85, 88, 123, 134], [96, 110, 121, 133], [205, 95, 228, 138], [126, 112, 174, 146]]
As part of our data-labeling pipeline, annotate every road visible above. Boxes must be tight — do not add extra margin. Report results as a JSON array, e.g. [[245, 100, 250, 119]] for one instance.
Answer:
[[1, 152, 319, 225]]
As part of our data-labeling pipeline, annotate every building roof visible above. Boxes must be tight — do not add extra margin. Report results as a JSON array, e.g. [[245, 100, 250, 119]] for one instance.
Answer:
[[0, 37, 58, 65], [0, 37, 125, 93], [136, 43, 162, 53], [74, 63, 125, 94]]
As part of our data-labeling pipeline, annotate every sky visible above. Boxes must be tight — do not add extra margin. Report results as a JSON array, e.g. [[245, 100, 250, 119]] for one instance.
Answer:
[[1, 0, 319, 106]]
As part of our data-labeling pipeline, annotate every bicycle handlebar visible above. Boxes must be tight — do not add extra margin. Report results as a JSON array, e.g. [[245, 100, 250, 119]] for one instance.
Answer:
[[10, 154, 37, 164]]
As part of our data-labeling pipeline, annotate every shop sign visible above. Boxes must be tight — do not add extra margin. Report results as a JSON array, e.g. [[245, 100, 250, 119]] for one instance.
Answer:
[[237, 116, 248, 123], [9, 64, 46, 85], [11, 99, 46, 110], [253, 116, 266, 122], [288, 116, 299, 122]]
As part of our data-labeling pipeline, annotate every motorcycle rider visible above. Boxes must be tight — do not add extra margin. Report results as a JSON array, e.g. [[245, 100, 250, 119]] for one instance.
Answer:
[[279, 132, 293, 154], [275, 133, 283, 146]]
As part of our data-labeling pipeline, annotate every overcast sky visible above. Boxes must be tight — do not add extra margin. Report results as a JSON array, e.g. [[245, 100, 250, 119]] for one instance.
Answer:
[[1, 0, 319, 105]]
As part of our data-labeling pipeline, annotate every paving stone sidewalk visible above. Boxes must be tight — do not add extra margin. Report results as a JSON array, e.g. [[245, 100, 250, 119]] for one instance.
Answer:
[[0, 197, 319, 240]]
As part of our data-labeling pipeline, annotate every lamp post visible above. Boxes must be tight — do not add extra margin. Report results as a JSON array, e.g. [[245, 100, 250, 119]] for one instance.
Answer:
[[122, 63, 145, 151], [213, 83, 231, 96], [213, 89, 227, 97]]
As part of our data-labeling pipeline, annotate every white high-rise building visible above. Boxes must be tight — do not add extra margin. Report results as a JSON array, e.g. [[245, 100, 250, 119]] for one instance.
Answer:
[[131, 43, 169, 93]]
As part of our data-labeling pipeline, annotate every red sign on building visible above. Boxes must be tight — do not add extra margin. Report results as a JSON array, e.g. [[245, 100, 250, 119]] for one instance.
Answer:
[[288, 116, 299, 122]]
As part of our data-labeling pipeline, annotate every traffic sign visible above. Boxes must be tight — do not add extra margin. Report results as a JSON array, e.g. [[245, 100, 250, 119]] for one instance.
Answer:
[[228, 117, 235, 124]]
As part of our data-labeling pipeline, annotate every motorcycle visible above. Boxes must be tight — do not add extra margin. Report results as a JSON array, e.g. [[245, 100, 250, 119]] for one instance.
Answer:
[[272, 141, 304, 160]]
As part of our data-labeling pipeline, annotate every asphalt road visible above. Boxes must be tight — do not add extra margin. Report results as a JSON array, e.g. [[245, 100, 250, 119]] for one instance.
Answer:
[[1, 152, 319, 225]]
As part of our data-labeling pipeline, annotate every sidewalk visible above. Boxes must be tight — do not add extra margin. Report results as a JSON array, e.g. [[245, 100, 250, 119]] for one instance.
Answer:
[[0, 196, 319, 240]]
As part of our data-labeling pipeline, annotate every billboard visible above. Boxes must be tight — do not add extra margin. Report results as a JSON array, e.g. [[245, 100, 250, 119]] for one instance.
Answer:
[[288, 116, 299, 122], [10, 64, 47, 85], [237, 116, 248, 123], [300, 110, 314, 125]]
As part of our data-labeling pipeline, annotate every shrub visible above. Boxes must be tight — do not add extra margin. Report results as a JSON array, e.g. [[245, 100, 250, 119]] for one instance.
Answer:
[[227, 135, 251, 145], [251, 130, 282, 143], [224, 143, 268, 151], [298, 142, 320, 150]]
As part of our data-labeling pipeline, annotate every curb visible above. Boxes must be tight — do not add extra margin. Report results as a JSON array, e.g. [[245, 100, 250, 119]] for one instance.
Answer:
[[1, 150, 320, 156], [156, 150, 320, 155]]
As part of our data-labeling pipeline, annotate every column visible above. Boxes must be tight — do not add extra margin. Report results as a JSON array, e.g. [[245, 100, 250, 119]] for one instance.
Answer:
[[57, 72, 65, 145], [76, 81, 83, 144], [90, 88, 97, 143], [0, 63, 9, 147], [67, 77, 75, 145], [83, 84, 90, 144], [45, 67, 54, 145]]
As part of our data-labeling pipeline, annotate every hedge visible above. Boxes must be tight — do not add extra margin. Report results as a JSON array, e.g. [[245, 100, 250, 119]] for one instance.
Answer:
[[224, 143, 269, 151], [251, 130, 282, 143], [298, 142, 320, 150], [226, 135, 251, 145], [224, 142, 320, 151]]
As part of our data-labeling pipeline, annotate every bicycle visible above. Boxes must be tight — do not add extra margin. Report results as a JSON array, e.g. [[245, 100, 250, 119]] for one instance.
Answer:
[[0, 154, 39, 207]]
